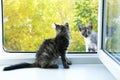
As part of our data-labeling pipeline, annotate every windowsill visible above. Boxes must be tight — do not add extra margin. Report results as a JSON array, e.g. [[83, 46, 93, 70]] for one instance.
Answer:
[[0, 64, 116, 80], [98, 50, 120, 80], [0, 52, 116, 80], [0, 52, 101, 66]]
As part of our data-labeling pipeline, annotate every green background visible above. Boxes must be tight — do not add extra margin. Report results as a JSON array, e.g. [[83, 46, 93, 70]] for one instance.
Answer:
[[3, 0, 98, 52]]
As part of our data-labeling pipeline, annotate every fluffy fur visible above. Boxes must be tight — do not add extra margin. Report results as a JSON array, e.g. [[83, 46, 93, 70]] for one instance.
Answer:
[[3, 22, 71, 71], [78, 23, 97, 52]]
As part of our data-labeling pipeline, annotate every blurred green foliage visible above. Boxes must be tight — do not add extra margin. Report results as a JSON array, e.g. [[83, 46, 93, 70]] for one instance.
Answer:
[[3, 0, 98, 52], [74, 0, 98, 32], [106, 0, 120, 52]]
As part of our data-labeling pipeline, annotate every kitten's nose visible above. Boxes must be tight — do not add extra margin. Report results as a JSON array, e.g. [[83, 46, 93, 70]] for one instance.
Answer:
[[85, 35, 88, 38]]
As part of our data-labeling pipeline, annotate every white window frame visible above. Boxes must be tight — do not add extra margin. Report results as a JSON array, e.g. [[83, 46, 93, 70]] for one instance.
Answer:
[[0, 0, 120, 79], [1, 0, 120, 79], [0, 1, 100, 66], [98, 0, 120, 79]]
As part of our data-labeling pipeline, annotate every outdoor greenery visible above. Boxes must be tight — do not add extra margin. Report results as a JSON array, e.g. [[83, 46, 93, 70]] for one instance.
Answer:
[[106, 0, 120, 52], [3, 0, 98, 52]]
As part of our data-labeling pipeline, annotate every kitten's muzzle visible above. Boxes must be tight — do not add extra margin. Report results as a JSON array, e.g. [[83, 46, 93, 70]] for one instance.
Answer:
[[85, 35, 88, 38]]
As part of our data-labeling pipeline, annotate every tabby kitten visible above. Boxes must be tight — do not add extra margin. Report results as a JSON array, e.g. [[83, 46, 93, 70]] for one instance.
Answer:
[[78, 23, 97, 52], [4, 22, 71, 71]]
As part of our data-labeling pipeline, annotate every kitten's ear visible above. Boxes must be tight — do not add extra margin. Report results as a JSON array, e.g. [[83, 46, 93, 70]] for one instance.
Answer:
[[88, 23, 93, 29], [54, 23, 59, 28], [64, 22, 69, 27], [78, 24, 82, 31]]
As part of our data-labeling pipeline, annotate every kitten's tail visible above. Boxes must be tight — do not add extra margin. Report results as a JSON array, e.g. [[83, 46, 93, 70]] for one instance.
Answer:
[[3, 62, 37, 71]]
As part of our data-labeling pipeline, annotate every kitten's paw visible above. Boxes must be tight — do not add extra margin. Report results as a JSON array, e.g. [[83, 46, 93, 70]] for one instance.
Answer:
[[67, 60, 72, 65], [49, 64, 59, 68], [63, 63, 69, 69], [66, 58, 72, 65], [64, 65, 69, 69]]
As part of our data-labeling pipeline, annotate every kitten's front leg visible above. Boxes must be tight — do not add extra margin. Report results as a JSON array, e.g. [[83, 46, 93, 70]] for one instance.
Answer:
[[66, 58, 72, 65], [61, 52, 69, 68], [86, 46, 89, 52]]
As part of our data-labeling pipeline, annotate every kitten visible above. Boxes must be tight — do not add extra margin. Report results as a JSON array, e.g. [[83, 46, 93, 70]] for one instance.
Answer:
[[105, 26, 116, 49], [78, 23, 97, 52], [3, 22, 71, 71], [105, 26, 116, 43]]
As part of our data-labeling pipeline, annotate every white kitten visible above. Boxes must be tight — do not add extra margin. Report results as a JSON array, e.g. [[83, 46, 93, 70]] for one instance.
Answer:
[[78, 23, 97, 52]]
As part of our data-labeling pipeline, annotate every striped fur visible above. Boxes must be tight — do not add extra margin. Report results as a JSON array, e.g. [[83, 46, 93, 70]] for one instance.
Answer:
[[3, 22, 71, 71]]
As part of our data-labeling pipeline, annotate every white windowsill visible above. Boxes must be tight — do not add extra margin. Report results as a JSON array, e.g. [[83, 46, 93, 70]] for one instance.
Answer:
[[0, 64, 116, 80], [0, 52, 101, 66], [98, 50, 120, 80], [0, 51, 116, 80]]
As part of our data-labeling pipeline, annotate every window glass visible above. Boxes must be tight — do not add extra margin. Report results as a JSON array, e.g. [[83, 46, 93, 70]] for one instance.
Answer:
[[103, 0, 120, 62], [2, 0, 98, 52]]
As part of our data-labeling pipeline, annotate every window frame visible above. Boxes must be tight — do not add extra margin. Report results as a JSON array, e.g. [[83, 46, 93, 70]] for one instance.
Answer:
[[0, 0, 99, 64], [98, 0, 120, 79], [0, 0, 100, 66], [0, 0, 97, 59], [1, 0, 99, 53], [0, 0, 119, 79]]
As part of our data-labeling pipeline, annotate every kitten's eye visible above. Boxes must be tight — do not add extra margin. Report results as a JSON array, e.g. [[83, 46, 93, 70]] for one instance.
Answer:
[[88, 31, 90, 34], [87, 30, 91, 34]]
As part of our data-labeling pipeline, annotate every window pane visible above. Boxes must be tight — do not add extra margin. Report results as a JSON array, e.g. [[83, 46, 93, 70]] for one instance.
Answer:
[[2, 0, 98, 52], [103, 0, 120, 61]]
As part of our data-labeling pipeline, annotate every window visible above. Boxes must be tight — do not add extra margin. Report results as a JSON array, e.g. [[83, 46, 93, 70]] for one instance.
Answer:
[[98, 0, 120, 79], [102, 0, 120, 64], [2, 0, 98, 53]]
